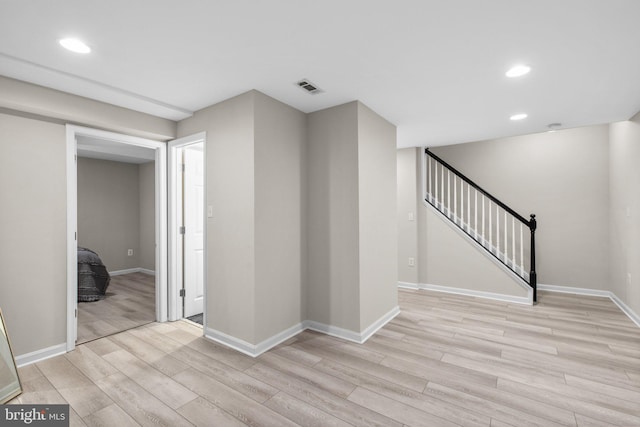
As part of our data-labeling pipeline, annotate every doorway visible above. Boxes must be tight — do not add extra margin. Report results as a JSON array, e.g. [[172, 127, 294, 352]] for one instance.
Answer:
[[66, 125, 168, 352], [168, 133, 206, 325]]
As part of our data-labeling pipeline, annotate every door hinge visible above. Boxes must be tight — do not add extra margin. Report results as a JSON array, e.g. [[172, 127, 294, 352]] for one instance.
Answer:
[[179, 289, 186, 298], [179, 226, 186, 235], [181, 163, 185, 172], [75, 309, 77, 318]]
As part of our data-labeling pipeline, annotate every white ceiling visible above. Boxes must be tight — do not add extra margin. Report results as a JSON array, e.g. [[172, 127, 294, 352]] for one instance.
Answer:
[[77, 135, 155, 164], [1, 0, 639, 147]]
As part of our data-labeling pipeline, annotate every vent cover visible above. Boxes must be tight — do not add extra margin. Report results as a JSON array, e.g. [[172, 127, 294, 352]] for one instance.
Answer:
[[296, 79, 322, 94]]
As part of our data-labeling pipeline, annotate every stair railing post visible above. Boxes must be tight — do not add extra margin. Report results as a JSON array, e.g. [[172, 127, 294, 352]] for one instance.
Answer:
[[529, 214, 537, 303]]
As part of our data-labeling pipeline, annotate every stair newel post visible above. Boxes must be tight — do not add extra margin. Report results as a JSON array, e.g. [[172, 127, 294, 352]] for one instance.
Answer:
[[529, 214, 537, 303]]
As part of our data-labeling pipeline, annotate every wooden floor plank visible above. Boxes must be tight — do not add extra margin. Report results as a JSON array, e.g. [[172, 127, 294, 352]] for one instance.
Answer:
[[77, 273, 155, 344], [8, 289, 639, 426]]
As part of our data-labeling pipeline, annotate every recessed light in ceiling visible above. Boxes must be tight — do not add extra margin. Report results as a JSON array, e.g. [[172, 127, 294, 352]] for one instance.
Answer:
[[506, 64, 531, 78], [59, 38, 91, 54], [510, 113, 528, 121]]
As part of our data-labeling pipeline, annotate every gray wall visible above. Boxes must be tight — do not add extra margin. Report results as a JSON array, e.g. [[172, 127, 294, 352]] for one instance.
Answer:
[[307, 102, 361, 331], [0, 113, 67, 356], [307, 101, 398, 332], [430, 125, 610, 290], [77, 158, 156, 273], [178, 90, 310, 344], [139, 162, 156, 271], [178, 91, 257, 343], [397, 147, 527, 298], [357, 103, 398, 328], [0, 76, 175, 141], [609, 112, 640, 315], [254, 92, 307, 342], [397, 148, 419, 284], [78, 158, 141, 271], [0, 79, 174, 357]]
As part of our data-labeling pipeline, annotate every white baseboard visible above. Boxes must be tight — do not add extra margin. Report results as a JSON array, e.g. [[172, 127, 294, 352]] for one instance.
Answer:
[[205, 322, 306, 358], [305, 306, 400, 344], [539, 284, 640, 328], [359, 306, 401, 342], [537, 284, 610, 297], [110, 267, 156, 276], [610, 293, 640, 328], [400, 282, 532, 305], [398, 281, 420, 290], [15, 343, 66, 367], [204, 306, 400, 357]]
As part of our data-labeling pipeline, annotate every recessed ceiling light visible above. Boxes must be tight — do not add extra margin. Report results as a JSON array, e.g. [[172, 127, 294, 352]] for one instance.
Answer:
[[510, 113, 528, 121], [59, 38, 91, 54], [506, 64, 531, 78]]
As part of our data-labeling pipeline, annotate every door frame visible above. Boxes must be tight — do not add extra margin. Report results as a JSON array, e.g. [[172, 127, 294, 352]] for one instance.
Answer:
[[65, 125, 168, 352], [168, 132, 207, 323]]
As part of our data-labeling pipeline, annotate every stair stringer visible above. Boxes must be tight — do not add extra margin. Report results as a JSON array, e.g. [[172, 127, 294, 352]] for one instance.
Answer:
[[418, 199, 533, 305]]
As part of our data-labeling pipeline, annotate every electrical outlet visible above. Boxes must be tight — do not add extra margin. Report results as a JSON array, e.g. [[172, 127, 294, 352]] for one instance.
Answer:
[[627, 273, 632, 286], [408, 257, 415, 267], [408, 212, 415, 221], [127, 249, 134, 256]]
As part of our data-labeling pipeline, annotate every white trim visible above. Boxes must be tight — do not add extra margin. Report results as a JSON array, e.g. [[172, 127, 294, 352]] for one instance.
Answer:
[[610, 293, 640, 328], [66, 125, 168, 353], [303, 320, 364, 343], [305, 305, 401, 344], [65, 126, 78, 351], [109, 267, 156, 276], [359, 306, 401, 343], [398, 281, 420, 290], [204, 305, 400, 357], [401, 282, 532, 305], [205, 322, 306, 358], [109, 268, 141, 276], [539, 284, 640, 328], [537, 284, 610, 297], [167, 132, 207, 322], [422, 198, 531, 292], [15, 343, 66, 367]]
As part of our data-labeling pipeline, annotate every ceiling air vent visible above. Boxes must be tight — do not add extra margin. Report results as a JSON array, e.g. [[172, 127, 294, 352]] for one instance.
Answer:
[[296, 79, 322, 94]]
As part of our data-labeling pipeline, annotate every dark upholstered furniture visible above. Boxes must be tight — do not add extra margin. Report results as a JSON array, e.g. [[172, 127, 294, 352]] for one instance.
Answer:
[[77, 247, 110, 302]]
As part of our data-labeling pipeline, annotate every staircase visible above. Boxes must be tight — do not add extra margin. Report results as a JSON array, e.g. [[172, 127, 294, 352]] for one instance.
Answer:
[[424, 148, 538, 302]]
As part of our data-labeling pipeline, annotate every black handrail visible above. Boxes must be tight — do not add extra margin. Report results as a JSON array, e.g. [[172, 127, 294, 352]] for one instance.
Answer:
[[426, 148, 530, 226], [425, 148, 538, 302]]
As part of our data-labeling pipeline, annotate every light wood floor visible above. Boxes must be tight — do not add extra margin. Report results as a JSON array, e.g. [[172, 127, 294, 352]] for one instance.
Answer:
[[11, 290, 640, 426], [77, 272, 155, 344]]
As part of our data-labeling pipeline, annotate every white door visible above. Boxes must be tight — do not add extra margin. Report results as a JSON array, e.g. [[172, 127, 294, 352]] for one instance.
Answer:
[[182, 143, 205, 317]]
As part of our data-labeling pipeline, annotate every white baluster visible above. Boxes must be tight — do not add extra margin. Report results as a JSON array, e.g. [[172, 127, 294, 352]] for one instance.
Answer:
[[434, 161, 438, 204], [453, 176, 457, 222], [447, 170, 451, 217], [520, 223, 524, 277], [482, 195, 485, 245], [489, 200, 492, 250], [440, 164, 444, 211], [496, 206, 500, 256], [467, 183, 471, 232], [474, 190, 478, 240], [504, 211, 507, 261], [460, 181, 465, 229], [512, 216, 516, 267]]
